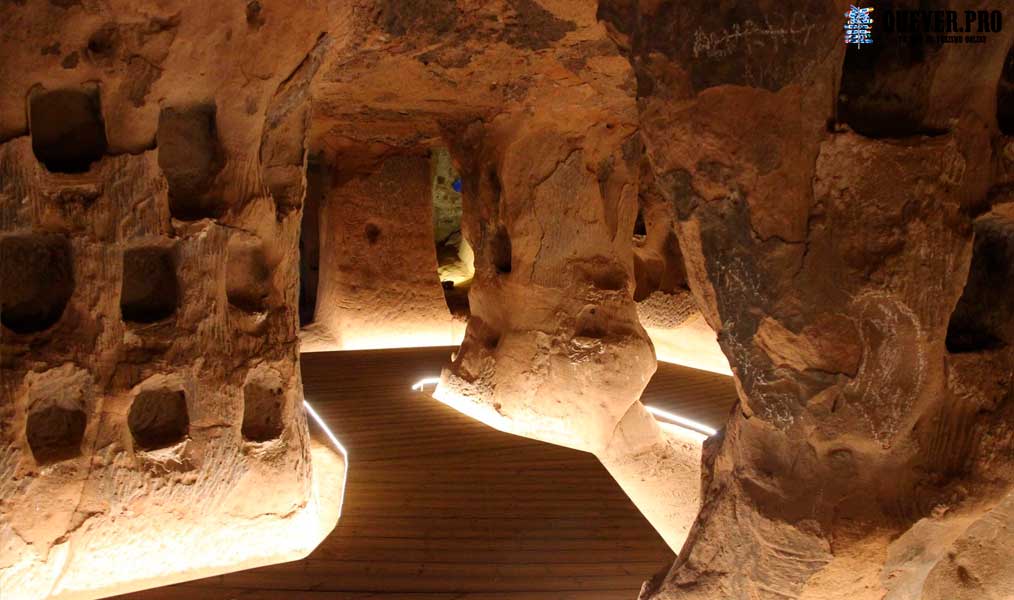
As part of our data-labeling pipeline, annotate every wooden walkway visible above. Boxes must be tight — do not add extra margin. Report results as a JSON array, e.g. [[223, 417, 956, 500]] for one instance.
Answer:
[[119, 347, 737, 599], [641, 359, 738, 430]]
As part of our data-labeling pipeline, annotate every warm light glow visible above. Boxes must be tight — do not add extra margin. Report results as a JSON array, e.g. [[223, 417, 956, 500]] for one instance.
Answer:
[[304, 400, 348, 458], [655, 419, 709, 444], [644, 405, 718, 437], [644, 314, 733, 375], [426, 376, 587, 450], [315, 329, 466, 353], [430, 383, 533, 441], [411, 377, 442, 391], [425, 377, 707, 554], [414, 377, 718, 440], [304, 400, 349, 519], [340, 331, 464, 350], [16, 402, 349, 599]]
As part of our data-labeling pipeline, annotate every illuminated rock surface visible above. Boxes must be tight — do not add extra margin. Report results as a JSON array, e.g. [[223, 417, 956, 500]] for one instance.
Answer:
[[0, 3, 345, 598], [597, 1, 1014, 598], [3, 0, 1014, 599]]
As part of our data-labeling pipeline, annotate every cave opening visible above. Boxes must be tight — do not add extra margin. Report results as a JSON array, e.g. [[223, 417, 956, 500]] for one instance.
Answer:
[[946, 211, 1014, 353], [128, 389, 189, 451], [299, 154, 324, 327], [431, 147, 473, 319], [29, 88, 108, 173], [0, 233, 74, 334], [157, 104, 227, 221], [26, 402, 87, 465], [634, 207, 647, 238], [836, 0, 948, 138], [121, 246, 178, 324], [997, 45, 1014, 135], [242, 381, 285, 442]]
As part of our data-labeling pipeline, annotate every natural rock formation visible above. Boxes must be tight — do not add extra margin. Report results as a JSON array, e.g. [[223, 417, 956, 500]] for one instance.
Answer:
[[634, 162, 731, 374], [6, 1, 1013, 598], [598, 0, 1014, 597], [434, 102, 706, 548], [300, 150, 464, 351], [0, 3, 346, 598], [280, 0, 714, 552]]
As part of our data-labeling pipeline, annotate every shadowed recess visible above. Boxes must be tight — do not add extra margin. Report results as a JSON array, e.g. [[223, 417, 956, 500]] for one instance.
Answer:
[[129, 389, 190, 451], [121, 246, 178, 324], [490, 225, 512, 274], [0, 233, 74, 334], [299, 154, 325, 326], [837, 0, 948, 138], [30, 87, 108, 173], [26, 403, 86, 465], [226, 236, 272, 313], [946, 212, 1014, 353], [242, 381, 285, 442], [634, 207, 647, 237], [998, 45, 1014, 135], [157, 103, 226, 221]]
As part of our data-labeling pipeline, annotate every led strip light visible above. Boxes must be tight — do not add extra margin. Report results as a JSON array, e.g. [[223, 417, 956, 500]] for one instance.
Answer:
[[411, 376, 442, 391], [643, 405, 717, 437], [410, 377, 718, 438], [303, 400, 349, 519]]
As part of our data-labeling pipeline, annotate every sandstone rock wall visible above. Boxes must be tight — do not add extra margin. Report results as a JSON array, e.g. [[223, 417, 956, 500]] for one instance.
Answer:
[[0, 3, 346, 597], [634, 161, 731, 374], [6, 2, 1011, 598], [297, 0, 713, 553], [301, 150, 463, 352], [598, 0, 1014, 597]]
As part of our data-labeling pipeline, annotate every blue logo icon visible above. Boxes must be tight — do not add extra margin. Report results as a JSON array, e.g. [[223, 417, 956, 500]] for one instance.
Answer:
[[845, 5, 875, 47]]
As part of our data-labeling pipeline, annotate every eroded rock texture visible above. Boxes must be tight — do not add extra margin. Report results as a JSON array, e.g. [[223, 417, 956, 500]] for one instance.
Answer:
[[300, 150, 464, 351], [635, 161, 731, 374], [598, 0, 1014, 598], [287, 0, 709, 551], [0, 3, 345, 598], [5, 0, 1012, 598]]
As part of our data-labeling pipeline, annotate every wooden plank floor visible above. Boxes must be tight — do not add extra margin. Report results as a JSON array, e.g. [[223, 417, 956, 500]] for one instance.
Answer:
[[641, 361, 739, 430], [119, 347, 737, 600]]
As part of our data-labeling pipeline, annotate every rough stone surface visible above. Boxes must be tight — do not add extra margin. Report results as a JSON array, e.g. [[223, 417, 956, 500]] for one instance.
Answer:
[[634, 161, 730, 374], [0, 3, 346, 598], [301, 151, 463, 351], [597, 0, 1014, 598], [5, 1, 1014, 598]]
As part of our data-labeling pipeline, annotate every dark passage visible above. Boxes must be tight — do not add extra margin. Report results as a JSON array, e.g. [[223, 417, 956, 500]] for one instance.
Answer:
[[837, 1, 948, 138], [946, 211, 1014, 353], [431, 147, 471, 319], [997, 45, 1014, 135], [299, 155, 325, 326]]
